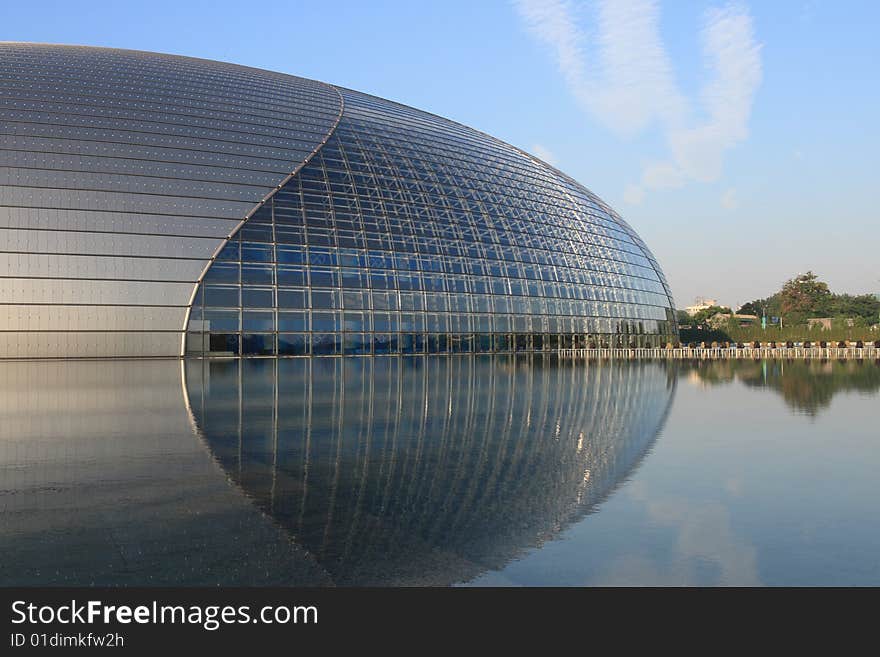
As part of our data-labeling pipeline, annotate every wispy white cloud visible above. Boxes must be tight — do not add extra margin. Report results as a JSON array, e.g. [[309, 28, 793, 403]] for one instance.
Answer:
[[515, 0, 684, 136], [515, 0, 762, 203], [531, 143, 559, 166], [590, 0, 686, 136], [598, 481, 762, 586], [721, 188, 738, 210], [622, 183, 645, 206]]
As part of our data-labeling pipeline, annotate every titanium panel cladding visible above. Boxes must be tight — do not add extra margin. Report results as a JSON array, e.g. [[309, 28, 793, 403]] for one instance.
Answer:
[[0, 43, 341, 357]]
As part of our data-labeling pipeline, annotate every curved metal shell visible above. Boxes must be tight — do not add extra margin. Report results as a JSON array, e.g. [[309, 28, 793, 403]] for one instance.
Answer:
[[0, 43, 341, 357]]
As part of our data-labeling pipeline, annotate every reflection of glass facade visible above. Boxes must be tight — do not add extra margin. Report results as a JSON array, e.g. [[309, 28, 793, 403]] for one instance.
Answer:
[[0, 359, 331, 585], [1, 43, 675, 358], [185, 356, 675, 584]]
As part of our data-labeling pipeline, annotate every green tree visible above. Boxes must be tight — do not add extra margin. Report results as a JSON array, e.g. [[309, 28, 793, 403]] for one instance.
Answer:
[[691, 305, 728, 325], [737, 299, 767, 316], [704, 272, 877, 340], [829, 293, 880, 322], [778, 271, 831, 317], [738, 296, 782, 318]]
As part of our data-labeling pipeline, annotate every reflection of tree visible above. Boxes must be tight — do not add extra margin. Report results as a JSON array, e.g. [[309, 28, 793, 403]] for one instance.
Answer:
[[186, 356, 675, 585], [679, 359, 880, 416]]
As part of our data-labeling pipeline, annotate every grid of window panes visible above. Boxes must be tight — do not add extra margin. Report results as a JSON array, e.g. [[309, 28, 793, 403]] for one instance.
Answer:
[[187, 88, 676, 356]]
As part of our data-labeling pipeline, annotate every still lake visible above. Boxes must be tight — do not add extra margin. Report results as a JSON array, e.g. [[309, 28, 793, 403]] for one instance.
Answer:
[[1, 355, 877, 586]]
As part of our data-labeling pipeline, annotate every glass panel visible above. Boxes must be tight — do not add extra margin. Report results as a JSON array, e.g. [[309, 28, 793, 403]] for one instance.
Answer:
[[241, 265, 273, 285], [242, 287, 273, 308], [241, 333, 275, 356], [209, 333, 239, 355], [278, 312, 308, 331], [204, 263, 239, 284], [278, 333, 308, 356], [311, 333, 339, 355], [242, 311, 274, 331], [342, 333, 370, 355], [204, 286, 239, 308], [187, 82, 676, 357]]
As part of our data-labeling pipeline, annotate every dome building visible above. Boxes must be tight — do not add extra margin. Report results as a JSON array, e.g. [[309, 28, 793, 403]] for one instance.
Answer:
[[0, 43, 675, 358]]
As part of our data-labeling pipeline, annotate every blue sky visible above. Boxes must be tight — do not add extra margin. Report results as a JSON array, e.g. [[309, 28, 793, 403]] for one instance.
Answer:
[[3, 0, 877, 309]]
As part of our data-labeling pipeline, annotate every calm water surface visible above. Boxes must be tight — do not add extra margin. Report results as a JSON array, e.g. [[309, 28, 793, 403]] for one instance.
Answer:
[[1, 356, 877, 586]]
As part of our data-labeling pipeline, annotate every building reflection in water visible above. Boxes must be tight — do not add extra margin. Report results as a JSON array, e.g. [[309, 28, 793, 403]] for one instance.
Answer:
[[0, 360, 330, 586], [185, 355, 676, 585]]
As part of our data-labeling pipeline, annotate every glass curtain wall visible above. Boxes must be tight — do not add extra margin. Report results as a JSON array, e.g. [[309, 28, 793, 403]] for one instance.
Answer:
[[187, 89, 676, 357]]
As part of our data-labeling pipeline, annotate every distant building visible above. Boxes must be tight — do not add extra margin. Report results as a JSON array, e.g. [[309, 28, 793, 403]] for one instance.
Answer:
[[807, 318, 855, 330], [708, 313, 759, 328], [685, 297, 720, 316]]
